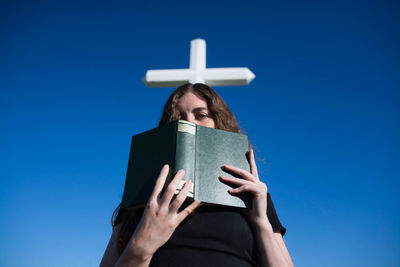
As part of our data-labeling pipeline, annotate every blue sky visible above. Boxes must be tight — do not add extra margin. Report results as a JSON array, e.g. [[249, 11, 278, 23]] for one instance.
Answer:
[[1, 0, 399, 266]]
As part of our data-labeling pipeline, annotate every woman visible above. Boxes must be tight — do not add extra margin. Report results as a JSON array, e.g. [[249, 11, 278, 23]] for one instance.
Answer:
[[100, 83, 293, 267]]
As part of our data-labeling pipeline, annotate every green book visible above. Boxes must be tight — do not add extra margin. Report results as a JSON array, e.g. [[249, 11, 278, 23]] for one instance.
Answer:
[[121, 120, 252, 209]]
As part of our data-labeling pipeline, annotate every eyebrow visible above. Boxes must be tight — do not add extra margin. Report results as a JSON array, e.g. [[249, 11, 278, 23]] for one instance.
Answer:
[[192, 107, 208, 112]]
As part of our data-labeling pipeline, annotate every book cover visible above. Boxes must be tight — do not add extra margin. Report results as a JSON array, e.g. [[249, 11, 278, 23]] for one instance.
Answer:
[[121, 120, 251, 209]]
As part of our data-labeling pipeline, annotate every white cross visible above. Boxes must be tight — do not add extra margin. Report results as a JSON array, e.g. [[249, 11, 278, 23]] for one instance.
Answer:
[[143, 39, 255, 87]]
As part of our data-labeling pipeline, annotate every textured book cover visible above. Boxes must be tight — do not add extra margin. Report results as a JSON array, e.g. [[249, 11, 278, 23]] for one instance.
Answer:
[[121, 120, 251, 209]]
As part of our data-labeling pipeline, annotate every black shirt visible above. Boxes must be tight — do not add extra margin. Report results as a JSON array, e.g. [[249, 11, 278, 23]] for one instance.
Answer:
[[116, 193, 285, 267]]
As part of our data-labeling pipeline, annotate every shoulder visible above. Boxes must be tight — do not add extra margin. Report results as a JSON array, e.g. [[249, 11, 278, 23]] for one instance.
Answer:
[[100, 224, 122, 267], [267, 193, 287, 236]]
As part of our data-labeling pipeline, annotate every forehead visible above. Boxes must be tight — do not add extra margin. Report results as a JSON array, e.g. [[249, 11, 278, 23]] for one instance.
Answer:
[[177, 92, 208, 110]]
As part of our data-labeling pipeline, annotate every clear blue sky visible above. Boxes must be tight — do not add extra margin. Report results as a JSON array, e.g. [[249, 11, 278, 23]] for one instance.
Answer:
[[1, 0, 399, 266]]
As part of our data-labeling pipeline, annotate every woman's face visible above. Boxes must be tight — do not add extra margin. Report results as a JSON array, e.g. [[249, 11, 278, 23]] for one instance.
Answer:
[[176, 92, 215, 128]]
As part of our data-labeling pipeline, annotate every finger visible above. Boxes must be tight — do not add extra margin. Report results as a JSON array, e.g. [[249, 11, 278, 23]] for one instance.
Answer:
[[160, 169, 185, 208], [177, 200, 201, 222], [223, 164, 257, 182], [219, 175, 252, 186], [149, 164, 170, 201], [249, 148, 259, 179], [228, 183, 267, 196], [169, 180, 193, 213]]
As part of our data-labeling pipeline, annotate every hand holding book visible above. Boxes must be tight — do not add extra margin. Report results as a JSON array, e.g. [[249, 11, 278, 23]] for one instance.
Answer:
[[118, 165, 200, 266], [220, 148, 269, 227]]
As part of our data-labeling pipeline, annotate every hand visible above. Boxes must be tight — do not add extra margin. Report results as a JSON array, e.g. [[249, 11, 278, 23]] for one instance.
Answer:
[[219, 148, 268, 226], [127, 165, 201, 261]]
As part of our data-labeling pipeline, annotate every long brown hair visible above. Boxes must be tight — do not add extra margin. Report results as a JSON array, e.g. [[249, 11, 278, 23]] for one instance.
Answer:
[[112, 83, 241, 255]]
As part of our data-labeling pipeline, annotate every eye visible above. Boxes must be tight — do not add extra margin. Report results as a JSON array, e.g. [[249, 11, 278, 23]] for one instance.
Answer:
[[195, 113, 209, 120]]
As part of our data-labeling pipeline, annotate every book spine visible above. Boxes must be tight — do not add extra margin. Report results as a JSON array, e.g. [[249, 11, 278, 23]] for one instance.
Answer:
[[174, 120, 196, 198]]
